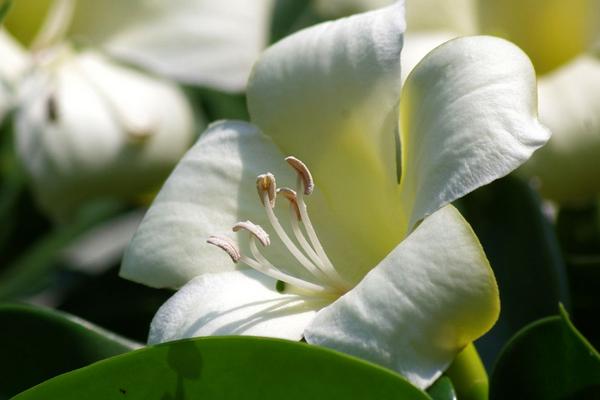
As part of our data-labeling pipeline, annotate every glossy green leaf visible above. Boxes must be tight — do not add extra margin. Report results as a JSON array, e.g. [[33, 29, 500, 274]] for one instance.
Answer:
[[490, 305, 600, 399], [457, 175, 570, 367], [0, 303, 139, 399], [427, 377, 457, 400], [13, 336, 432, 400]]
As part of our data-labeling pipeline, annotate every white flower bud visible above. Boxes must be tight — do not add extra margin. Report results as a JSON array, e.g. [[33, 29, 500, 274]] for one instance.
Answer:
[[15, 46, 196, 219]]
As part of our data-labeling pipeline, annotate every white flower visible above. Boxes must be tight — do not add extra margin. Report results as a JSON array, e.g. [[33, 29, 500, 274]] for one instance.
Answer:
[[6, 0, 274, 218], [121, 3, 550, 389], [15, 47, 195, 219]]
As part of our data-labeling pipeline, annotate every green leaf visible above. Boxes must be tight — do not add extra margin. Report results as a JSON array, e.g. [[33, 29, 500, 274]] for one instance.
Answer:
[[0, 0, 11, 23], [13, 336, 432, 400], [457, 175, 570, 367], [427, 377, 457, 400], [490, 305, 600, 399], [0, 303, 139, 399]]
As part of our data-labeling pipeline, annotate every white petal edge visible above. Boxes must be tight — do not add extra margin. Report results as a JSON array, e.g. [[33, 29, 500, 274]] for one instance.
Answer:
[[67, 0, 274, 92], [399, 35, 551, 230], [149, 269, 325, 344], [120, 120, 298, 289], [519, 54, 600, 203], [304, 205, 499, 389], [400, 31, 458, 83]]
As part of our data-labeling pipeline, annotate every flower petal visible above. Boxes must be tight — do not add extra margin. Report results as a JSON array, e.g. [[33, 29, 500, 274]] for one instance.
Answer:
[[519, 54, 600, 203], [67, 0, 273, 91], [304, 205, 499, 389], [248, 3, 408, 274], [15, 49, 195, 220], [477, 0, 600, 74], [120, 120, 298, 289], [400, 31, 457, 82], [399, 36, 550, 230], [149, 269, 324, 344]]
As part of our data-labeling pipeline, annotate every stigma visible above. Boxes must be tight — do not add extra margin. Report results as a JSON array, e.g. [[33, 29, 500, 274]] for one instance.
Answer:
[[208, 156, 350, 296]]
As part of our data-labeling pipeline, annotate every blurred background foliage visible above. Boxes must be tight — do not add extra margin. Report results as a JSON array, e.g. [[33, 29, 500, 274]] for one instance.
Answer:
[[1, 0, 599, 398]]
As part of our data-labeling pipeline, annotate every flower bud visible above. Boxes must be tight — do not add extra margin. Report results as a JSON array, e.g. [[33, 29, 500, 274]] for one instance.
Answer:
[[15, 46, 196, 219]]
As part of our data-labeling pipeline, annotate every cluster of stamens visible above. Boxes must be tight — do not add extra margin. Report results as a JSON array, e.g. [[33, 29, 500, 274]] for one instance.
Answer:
[[207, 156, 350, 296]]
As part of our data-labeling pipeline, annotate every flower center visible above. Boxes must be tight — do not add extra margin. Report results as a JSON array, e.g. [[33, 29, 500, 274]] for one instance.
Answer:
[[208, 156, 351, 297]]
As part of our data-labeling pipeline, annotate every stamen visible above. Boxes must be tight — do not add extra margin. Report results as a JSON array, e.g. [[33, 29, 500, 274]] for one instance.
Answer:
[[260, 190, 330, 284], [206, 236, 240, 263], [277, 187, 301, 220], [286, 156, 314, 195], [289, 161, 351, 291], [277, 184, 348, 291], [257, 173, 276, 207], [233, 221, 270, 246], [210, 157, 352, 297], [243, 238, 333, 294]]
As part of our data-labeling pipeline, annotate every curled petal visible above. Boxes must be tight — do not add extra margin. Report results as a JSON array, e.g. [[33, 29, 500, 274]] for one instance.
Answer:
[[399, 35, 550, 230], [304, 205, 499, 389]]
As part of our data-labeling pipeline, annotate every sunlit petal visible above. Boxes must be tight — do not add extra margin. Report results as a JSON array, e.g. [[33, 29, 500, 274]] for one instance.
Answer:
[[149, 269, 324, 344], [304, 205, 499, 389], [399, 36, 550, 230], [248, 3, 407, 274]]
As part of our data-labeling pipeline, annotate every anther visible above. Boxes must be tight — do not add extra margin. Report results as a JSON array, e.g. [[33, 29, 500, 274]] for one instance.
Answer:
[[277, 187, 301, 220], [206, 236, 241, 263], [257, 173, 277, 207], [286, 156, 314, 195], [233, 221, 271, 246]]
